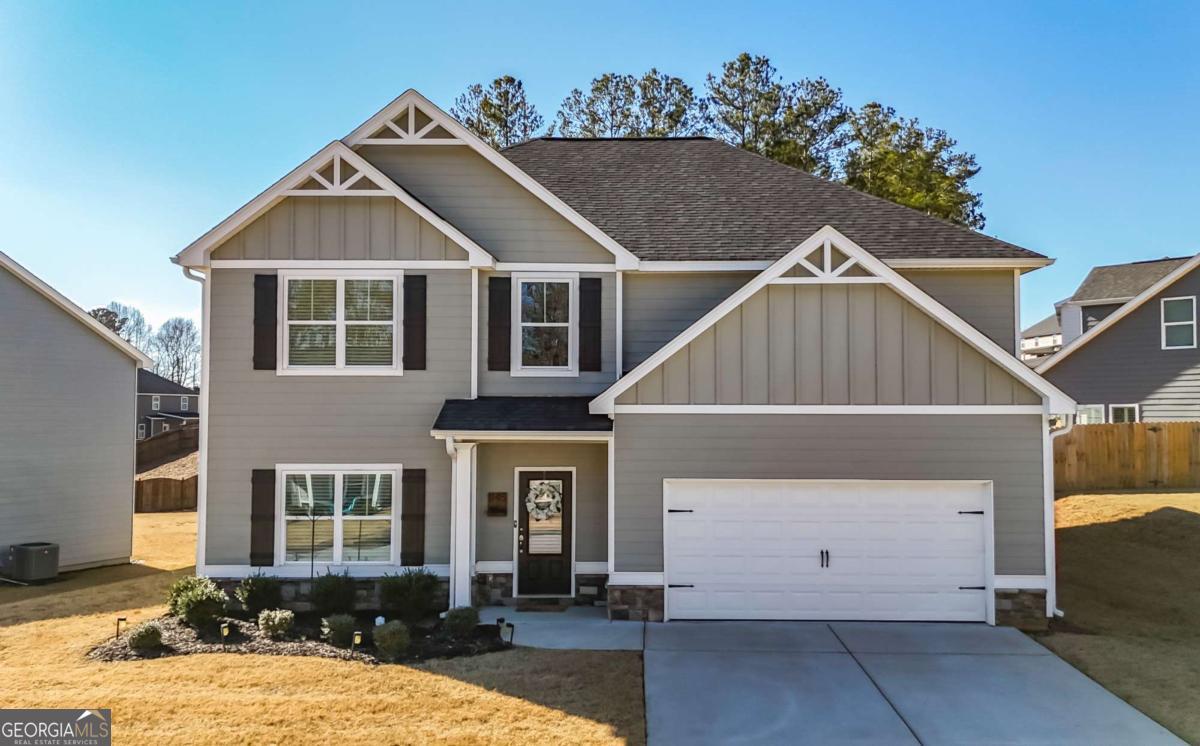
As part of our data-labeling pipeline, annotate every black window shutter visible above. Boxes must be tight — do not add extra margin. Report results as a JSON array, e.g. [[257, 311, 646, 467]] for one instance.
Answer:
[[252, 274, 278, 370], [400, 469, 426, 566], [403, 275, 427, 370], [579, 277, 603, 372], [250, 469, 276, 566], [487, 277, 511, 370]]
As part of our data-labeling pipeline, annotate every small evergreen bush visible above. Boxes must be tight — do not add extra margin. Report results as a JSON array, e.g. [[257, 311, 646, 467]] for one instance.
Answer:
[[170, 576, 227, 630], [311, 571, 357, 616], [235, 575, 282, 616], [321, 613, 358, 648], [257, 609, 294, 640], [444, 606, 479, 638], [166, 575, 212, 617], [380, 568, 440, 625], [126, 621, 163, 651], [372, 620, 410, 662]]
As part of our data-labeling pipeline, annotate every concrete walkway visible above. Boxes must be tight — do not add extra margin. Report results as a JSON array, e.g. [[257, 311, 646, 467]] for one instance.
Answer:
[[644, 621, 1181, 746], [478, 606, 644, 651]]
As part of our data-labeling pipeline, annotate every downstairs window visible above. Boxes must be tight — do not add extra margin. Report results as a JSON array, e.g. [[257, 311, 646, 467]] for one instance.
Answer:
[[280, 467, 398, 564]]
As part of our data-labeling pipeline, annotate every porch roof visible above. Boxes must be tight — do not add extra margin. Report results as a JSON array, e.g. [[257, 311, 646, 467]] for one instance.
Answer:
[[433, 397, 613, 433]]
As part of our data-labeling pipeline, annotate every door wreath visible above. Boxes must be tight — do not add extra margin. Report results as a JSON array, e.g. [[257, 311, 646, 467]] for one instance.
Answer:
[[525, 480, 563, 521]]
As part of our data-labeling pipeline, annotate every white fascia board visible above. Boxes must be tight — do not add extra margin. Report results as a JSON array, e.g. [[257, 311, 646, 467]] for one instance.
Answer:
[[590, 225, 1076, 415], [344, 89, 640, 270], [1039, 252, 1200, 374], [614, 405, 1045, 415], [430, 429, 612, 442], [173, 141, 495, 269], [635, 257, 1053, 273], [0, 251, 152, 366]]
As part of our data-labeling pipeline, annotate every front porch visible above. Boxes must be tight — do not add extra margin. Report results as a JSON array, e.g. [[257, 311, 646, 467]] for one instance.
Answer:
[[432, 396, 618, 613]]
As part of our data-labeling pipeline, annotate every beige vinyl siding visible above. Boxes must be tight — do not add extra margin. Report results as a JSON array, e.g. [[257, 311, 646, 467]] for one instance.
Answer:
[[358, 145, 614, 264], [473, 442, 608, 563], [613, 413, 1046, 575], [901, 269, 1017, 354], [0, 267, 136, 570], [210, 196, 470, 261], [477, 270, 618, 396], [204, 268, 471, 566], [617, 284, 1040, 406], [622, 272, 753, 371]]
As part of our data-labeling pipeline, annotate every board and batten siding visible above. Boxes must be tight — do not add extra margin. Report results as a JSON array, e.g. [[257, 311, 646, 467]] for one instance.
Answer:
[[622, 272, 753, 371], [210, 196, 470, 262], [0, 267, 136, 570], [616, 283, 1040, 407], [204, 268, 471, 566], [613, 413, 1047, 576], [473, 442, 608, 563], [901, 269, 1018, 353], [1044, 265, 1200, 421], [359, 145, 614, 264], [477, 270, 618, 396]]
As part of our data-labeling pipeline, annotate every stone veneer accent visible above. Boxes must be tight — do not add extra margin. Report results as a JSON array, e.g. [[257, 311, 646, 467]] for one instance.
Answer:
[[607, 585, 664, 622], [995, 588, 1048, 630], [473, 572, 609, 607], [215, 576, 450, 614]]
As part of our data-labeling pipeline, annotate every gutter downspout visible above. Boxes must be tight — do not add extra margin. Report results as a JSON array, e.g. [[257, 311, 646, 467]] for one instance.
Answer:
[[1048, 414, 1076, 618], [182, 266, 208, 574]]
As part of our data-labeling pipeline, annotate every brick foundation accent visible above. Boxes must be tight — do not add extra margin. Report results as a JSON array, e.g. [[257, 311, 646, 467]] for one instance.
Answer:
[[214, 576, 449, 614], [995, 588, 1048, 630], [607, 585, 664, 622]]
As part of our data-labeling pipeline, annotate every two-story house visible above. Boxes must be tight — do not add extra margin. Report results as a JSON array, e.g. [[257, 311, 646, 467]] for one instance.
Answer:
[[172, 90, 1075, 628], [1039, 253, 1200, 423], [137, 369, 199, 439]]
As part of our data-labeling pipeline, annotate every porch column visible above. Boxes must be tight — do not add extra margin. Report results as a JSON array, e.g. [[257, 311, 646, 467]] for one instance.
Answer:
[[449, 441, 476, 608]]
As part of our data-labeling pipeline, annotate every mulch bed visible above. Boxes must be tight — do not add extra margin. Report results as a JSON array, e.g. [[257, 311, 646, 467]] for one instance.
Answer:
[[88, 615, 510, 664]]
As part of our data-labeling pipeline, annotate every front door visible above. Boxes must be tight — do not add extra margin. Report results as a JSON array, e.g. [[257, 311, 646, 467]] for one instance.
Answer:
[[516, 470, 573, 596]]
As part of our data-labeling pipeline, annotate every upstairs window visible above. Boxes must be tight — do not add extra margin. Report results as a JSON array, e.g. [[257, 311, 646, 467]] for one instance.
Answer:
[[512, 274, 577, 376], [282, 272, 401, 374], [151, 395, 160, 411], [181, 396, 190, 412], [1161, 296, 1196, 350]]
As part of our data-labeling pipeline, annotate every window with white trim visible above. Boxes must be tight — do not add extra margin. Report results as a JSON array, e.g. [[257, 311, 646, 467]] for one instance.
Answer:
[[512, 273, 578, 375], [281, 272, 401, 374], [280, 467, 397, 564], [1161, 296, 1196, 350], [1109, 404, 1139, 424], [181, 396, 189, 412], [1076, 404, 1105, 424], [151, 395, 160, 411], [161, 422, 170, 432], [137, 423, 146, 440]]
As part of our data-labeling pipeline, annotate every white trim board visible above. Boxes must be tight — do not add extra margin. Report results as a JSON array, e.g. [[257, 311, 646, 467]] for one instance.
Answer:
[[0, 251, 152, 366], [613, 405, 1045, 415], [430, 430, 612, 442], [173, 140, 495, 269], [591, 226, 1076, 415], [1038, 251, 1200, 373], [344, 89, 639, 270], [475, 560, 607, 574], [635, 257, 1053, 273], [210, 260, 471, 270]]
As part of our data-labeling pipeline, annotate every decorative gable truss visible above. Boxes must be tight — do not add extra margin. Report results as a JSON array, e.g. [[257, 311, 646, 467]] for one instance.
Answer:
[[590, 225, 1076, 415], [174, 141, 494, 268], [355, 100, 464, 145]]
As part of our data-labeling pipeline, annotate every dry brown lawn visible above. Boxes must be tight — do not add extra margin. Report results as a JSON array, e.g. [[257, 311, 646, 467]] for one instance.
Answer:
[[0, 512, 645, 744], [1038, 492, 1200, 743]]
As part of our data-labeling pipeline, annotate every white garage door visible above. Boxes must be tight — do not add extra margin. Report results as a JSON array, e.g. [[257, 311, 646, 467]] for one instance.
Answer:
[[665, 480, 991, 622]]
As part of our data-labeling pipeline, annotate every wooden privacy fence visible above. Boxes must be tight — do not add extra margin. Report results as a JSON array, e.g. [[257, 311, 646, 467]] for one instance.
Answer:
[[136, 424, 199, 469], [135, 476, 198, 512], [1054, 422, 1200, 494]]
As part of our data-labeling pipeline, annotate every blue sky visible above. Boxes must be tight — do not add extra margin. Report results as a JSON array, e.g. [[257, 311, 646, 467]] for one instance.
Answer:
[[1, 1, 1196, 328]]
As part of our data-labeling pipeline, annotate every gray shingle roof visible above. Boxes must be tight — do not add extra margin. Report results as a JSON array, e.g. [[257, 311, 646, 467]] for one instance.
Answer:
[[433, 397, 612, 432], [138, 369, 198, 395], [502, 137, 1046, 263], [1022, 314, 1060, 337], [1070, 256, 1193, 302]]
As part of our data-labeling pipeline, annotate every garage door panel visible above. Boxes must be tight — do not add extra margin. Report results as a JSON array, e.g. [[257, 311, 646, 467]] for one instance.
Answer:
[[665, 480, 989, 622]]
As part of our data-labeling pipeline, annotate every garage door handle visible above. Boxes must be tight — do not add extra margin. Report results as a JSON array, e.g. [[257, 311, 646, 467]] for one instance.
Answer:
[[667, 509, 694, 513], [958, 586, 986, 590], [958, 510, 985, 515], [668, 584, 694, 588]]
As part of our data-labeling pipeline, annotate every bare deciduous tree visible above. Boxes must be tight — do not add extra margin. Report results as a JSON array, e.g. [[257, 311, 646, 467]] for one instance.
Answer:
[[150, 317, 200, 388]]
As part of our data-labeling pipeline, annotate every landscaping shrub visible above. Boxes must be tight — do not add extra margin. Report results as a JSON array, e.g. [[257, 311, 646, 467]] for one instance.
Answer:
[[321, 613, 358, 648], [380, 568, 441, 624], [257, 609, 294, 640], [235, 575, 282, 616], [372, 620, 410, 662], [311, 571, 357, 616], [166, 575, 213, 616], [126, 621, 162, 651], [444, 606, 479, 638], [171, 576, 227, 630]]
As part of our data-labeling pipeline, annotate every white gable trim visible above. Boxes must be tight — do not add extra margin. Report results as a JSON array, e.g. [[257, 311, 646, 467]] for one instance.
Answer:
[[590, 226, 1076, 415], [344, 90, 640, 270], [172, 141, 494, 269], [1038, 251, 1200, 374], [0, 251, 152, 366]]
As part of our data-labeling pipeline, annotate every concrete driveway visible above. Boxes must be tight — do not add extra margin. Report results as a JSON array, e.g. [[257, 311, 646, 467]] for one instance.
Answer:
[[644, 621, 1181, 745]]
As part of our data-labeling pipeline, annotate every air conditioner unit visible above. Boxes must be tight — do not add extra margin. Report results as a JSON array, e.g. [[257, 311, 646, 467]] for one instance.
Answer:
[[7, 542, 59, 582]]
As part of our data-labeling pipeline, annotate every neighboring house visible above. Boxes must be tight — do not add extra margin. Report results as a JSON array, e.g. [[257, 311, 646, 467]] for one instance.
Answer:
[[1039, 253, 1200, 423], [1020, 314, 1062, 364], [137, 368, 199, 439], [0, 251, 151, 571], [173, 90, 1075, 629]]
